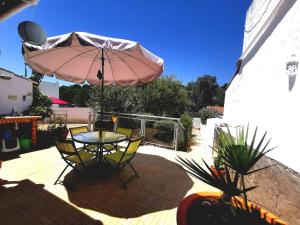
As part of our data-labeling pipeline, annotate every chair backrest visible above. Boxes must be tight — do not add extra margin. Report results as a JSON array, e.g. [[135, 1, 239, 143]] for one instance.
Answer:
[[116, 127, 133, 139], [55, 140, 77, 156], [69, 126, 88, 138], [124, 137, 143, 155], [95, 120, 114, 131]]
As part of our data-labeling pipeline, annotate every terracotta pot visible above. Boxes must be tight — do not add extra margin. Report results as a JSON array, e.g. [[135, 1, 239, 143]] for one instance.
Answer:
[[210, 165, 225, 178], [56, 128, 69, 140], [177, 192, 287, 225], [111, 115, 118, 123]]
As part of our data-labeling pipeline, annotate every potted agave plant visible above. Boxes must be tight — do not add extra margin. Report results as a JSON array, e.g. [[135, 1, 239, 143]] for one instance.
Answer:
[[177, 125, 287, 225]]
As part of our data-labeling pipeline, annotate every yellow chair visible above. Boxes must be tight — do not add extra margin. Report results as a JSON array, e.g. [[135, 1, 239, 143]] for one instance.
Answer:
[[69, 126, 98, 152], [54, 140, 95, 185], [104, 127, 133, 152], [104, 137, 142, 188]]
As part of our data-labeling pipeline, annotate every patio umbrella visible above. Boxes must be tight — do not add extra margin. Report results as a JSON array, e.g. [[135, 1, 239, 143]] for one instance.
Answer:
[[49, 96, 69, 105], [22, 32, 164, 121]]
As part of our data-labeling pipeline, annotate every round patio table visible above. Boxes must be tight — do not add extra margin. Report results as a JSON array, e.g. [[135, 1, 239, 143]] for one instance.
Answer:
[[72, 131, 127, 161]]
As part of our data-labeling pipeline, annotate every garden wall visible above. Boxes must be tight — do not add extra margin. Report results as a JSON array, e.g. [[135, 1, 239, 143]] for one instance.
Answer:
[[52, 107, 92, 123], [246, 156, 300, 225]]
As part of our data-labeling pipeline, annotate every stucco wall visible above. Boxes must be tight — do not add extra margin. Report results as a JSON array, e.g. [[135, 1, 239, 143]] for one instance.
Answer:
[[0, 69, 33, 115], [225, 0, 300, 173], [243, 0, 281, 51], [224, 0, 300, 223]]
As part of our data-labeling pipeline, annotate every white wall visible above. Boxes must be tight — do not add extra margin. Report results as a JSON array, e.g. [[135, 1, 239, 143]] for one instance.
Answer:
[[224, 0, 300, 172], [0, 68, 33, 115], [39, 81, 59, 98], [52, 107, 92, 123], [39, 81, 60, 108]]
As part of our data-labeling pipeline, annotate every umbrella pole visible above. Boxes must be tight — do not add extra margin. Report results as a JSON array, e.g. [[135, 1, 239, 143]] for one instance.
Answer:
[[101, 48, 104, 122]]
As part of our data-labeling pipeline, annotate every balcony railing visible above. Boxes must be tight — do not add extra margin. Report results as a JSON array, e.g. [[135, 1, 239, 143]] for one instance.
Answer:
[[89, 112, 184, 151]]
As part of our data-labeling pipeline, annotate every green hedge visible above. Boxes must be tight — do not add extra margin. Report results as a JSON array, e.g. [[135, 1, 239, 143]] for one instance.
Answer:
[[178, 113, 192, 151]]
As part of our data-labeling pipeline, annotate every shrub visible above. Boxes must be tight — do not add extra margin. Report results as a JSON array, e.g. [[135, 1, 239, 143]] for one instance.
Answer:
[[198, 108, 219, 125], [153, 120, 174, 142], [23, 72, 53, 119], [178, 113, 193, 151]]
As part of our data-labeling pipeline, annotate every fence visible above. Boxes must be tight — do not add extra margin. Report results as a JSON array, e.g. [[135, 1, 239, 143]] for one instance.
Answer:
[[92, 112, 185, 151], [50, 108, 186, 151]]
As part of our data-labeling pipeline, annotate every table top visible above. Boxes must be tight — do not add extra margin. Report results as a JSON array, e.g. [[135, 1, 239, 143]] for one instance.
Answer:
[[72, 131, 127, 145]]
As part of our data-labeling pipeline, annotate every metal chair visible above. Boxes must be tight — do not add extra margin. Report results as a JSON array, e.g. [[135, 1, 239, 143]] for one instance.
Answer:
[[103, 137, 142, 189], [54, 139, 95, 185], [104, 127, 133, 152], [69, 126, 97, 152]]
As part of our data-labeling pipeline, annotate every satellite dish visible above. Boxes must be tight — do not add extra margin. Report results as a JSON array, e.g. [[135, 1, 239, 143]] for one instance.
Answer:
[[18, 21, 47, 46]]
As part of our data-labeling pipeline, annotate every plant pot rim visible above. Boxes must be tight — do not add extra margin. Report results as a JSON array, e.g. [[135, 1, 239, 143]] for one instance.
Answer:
[[177, 192, 287, 225]]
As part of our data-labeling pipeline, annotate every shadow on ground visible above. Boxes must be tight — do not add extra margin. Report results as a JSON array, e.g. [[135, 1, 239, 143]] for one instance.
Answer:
[[65, 152, 193, 218], [0, 179, 103, 225]]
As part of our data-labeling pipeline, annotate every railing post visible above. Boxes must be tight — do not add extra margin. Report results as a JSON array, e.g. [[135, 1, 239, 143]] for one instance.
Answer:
[[140, 118, 146, 137], [92, 112, 97, 131], [113, 120, 117, 132], [88, 111, 92, 131], [174, 123, 179, 151]]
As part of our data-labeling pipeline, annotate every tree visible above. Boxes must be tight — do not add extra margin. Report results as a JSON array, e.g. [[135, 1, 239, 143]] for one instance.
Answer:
[[88, 85, 143, 113], [141, 76, 191, 117], [72, 84, 90, 107], [187, 75, 220, 111], [23, 72, 52, 119]]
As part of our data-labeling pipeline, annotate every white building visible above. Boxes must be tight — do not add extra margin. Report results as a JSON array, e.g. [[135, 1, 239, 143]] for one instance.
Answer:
[[225, 0, 299, 173], [39, 81, 59, 98], [39, 81, 60, 108], [0, 67, 33, 115], [223, 0, 299, 223]]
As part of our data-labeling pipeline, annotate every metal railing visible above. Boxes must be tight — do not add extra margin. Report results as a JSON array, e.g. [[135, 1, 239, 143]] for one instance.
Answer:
[[89, 112, 184, 151]]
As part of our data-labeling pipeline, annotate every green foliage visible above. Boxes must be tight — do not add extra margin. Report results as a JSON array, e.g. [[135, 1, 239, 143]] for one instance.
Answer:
[[88, 85, 143, 113], [178, 113, 193, 151], [60, 84, 90, 107], [177, 158, 242, 199], [212, 127, 229, 169], [187, 75, 219, 111], [23, 72, 52, 119], [153, 120, 174, 142], [198, 108, 219, 125], [221, 126, 276, 176], [141, 76, 191, 117], [177, 125, 275, 208]]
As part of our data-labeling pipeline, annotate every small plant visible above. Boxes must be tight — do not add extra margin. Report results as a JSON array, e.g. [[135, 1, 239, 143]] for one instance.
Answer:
[[177, 125, 276, 225], [47, 117, 68, 141]]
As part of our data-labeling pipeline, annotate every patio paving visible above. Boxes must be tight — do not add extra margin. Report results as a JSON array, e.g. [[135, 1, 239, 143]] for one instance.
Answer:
[[0, 129, 217, 225]]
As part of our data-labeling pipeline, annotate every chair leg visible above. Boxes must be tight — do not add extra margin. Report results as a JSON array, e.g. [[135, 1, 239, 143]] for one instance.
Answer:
[[116, 172, 128, 189], [129, 163, 139, 178], [54, 164, 69, 185], [115, 163, 139, 189]]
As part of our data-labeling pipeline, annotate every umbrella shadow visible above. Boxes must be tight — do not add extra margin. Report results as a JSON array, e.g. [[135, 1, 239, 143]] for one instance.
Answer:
[[65, 152, 194, 218], [0, 179, 103, 225]]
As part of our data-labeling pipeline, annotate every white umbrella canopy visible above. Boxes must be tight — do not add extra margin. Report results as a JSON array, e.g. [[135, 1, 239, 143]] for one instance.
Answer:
[[22, 32, 164, 85]]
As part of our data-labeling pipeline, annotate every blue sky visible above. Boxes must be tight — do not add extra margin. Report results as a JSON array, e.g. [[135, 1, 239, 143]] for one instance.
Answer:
[[0, 0, 250, 85]]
